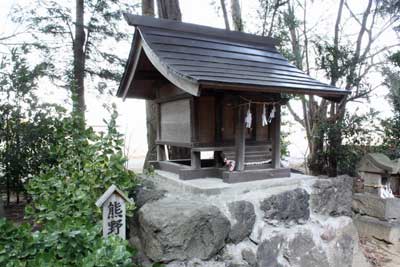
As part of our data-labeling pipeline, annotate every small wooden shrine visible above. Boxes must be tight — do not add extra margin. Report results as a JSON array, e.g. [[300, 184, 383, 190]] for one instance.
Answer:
[[117, 14, 349, 183]]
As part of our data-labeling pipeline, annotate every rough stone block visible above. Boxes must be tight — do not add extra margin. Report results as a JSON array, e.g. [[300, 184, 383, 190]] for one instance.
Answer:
[[256, 235, 284, 267], [227, 201, 256, 244], [354, 215, 400, 244], [260, 188, 310, 225], [286, 232, 329, 267], [133, 178, 166, 208], [256, 232, 329, 267], [353, 193, 400, 221], [331, 234, 355, 267], [241, 249, 256, 267], [311, 175, 352, 217], [138, 198, 231, 262]]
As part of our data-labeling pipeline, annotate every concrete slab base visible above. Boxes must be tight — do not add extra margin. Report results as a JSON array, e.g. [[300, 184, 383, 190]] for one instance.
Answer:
[[151, 160, 292, 183], [146, 170, 316, 196]]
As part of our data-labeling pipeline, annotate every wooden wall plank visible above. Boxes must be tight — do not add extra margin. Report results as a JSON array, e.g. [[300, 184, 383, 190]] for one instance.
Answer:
[[197, 96, 215, 144], [160, 99, 191, 143]]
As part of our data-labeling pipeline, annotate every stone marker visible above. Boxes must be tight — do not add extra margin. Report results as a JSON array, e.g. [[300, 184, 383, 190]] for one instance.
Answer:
[[96, 184, 133, 239]]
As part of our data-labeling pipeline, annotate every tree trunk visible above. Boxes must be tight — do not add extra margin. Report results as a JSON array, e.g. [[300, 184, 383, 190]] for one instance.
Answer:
[[308, 125, 326, 175], [220, 0, 230, 30], [156, 0, 185, 160], [144, 99, 158, 169], [143, 0, 184, 169], [231, 0, 243, 31], [73, 0, 86, 117], [157, 0, 182, 20], [142, 0, 155, 16], [142, 0, 157, 170]]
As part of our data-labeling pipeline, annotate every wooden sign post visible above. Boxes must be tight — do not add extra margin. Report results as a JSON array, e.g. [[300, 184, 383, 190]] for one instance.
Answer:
[[96, 184, 133, 239]]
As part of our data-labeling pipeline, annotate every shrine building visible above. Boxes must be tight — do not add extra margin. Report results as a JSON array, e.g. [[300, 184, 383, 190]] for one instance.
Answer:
[[117, 14, 348, 183]]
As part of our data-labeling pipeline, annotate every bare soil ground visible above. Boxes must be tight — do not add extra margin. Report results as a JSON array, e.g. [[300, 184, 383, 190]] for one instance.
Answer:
[[2, 193, 27, 224], [360, 237, 400, 267], [4, 201, 26, 224]]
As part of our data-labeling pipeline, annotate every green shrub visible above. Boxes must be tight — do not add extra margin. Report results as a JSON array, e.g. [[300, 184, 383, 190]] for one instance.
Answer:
[[0, 109, 138, 266], [0, 218, 134, 267], [0, 48, 65, 203], [26, 111, 137, 225]]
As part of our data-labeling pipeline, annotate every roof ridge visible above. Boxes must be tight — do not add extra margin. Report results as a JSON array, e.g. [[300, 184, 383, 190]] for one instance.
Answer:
[[124, 13, 276, 47]]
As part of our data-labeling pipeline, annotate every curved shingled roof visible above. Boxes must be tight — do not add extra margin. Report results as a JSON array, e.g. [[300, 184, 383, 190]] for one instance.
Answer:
[[118, 14, 349, 101]]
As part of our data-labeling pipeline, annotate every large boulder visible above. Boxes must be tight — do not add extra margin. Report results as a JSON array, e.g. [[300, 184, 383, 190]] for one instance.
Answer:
[[311, 175, 352, 217], [260, 188, 310, 225], [256, 231, 329, 267], [285, 232, 329, 267], [241, 249, 256, 267], [330, 233, 355, 267], [228, 201, 256, 244], [256, 235, 284, 267], [328, 218, 369, 267], [133, 178, 166, 208], [138, 198, 231, 262]]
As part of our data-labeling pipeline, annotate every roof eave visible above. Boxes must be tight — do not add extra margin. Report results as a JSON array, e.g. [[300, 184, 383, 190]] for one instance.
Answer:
[[199, 81, 349, 102], [117, 28, 141, 99]]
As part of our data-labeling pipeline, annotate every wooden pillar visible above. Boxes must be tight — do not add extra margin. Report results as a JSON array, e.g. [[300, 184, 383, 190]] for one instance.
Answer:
[[156, 103, 164, 161], [191, 150, 201, 169], [214, 151, 223, 167], [215, 95, 223, 144], [190, 97, 198, 143], [271, 105, 281, 168], [235, 104, 245, 171], [157, 145, 166, 161]]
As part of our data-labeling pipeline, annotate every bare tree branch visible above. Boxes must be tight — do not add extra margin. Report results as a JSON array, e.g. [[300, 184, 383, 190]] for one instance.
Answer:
[[220, 0, 230, 31], [231, 0, 243, 31], [286, 101, 305, 127]]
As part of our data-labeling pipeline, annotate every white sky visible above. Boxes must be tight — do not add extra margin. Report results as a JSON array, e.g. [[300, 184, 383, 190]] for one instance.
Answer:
[[0, 0, 398, 169]]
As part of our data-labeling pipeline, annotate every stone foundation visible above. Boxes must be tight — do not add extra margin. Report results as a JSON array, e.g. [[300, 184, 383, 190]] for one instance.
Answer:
[[352, 193, 400, 246], [129, 172, 369, 267]]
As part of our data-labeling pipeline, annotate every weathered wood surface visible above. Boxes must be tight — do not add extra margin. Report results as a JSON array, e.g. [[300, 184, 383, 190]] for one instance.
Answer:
[[96, 185, 132, 240], [222, 168, 290, 183], [150, 160, 191, 174], [160, 99, 191, 143], [179, 167, 223, 180], [155, 140, 192, 148], [223, 144, 272, 162], [197, 96, 216, 144]]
